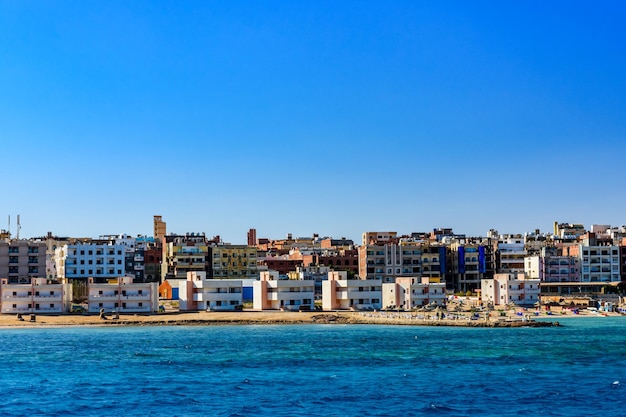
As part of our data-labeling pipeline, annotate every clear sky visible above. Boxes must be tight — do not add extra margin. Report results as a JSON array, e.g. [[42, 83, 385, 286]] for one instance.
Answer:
[[1, 1, 625, 243]]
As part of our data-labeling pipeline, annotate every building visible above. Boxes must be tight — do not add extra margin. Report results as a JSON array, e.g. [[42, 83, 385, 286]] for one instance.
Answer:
[[382, 277, 446, 310], [0, 239, 47, 283], [578, 240, 620, 283], [209, 245, 258, 279], [247, 228, 257, 246], [358, 240, 446, 283], [55, 243, 126, 283], [0, 278, 71, 314], [287, 265, 331, 299], [448, 240, 492, 293], [259, 257, 303, 276], [154, 215, 167, 240], [87, 276, 158, 313], [496, 235, 526, 274], [161, 233, 209, 284], [179, 271, 242, 311], [361, 231, 398, 246], [322, 271, 382, 311], [253, 271, 315, 311], [143, 241, 162, 283], [480, 273, 540, 307]]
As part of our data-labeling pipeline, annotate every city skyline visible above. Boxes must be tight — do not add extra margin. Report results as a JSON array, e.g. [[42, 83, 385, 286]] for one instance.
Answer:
[[2, 1, 625, 243]]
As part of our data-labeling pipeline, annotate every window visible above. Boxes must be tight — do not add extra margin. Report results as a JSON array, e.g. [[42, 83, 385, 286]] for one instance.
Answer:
[[138, 302, 143, 307]]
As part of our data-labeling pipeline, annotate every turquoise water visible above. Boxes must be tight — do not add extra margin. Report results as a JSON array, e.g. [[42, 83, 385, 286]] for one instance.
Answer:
[[0, 318, 624, 416]]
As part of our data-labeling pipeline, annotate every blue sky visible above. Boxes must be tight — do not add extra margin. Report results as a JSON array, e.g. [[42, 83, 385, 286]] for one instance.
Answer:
[[1, 1, 625, 243]]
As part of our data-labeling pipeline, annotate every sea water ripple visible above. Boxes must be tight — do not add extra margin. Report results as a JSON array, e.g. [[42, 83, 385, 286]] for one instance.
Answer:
[[0, 318, 624, 416]]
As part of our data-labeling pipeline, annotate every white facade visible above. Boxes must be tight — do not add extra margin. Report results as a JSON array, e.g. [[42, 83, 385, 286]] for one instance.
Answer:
[[1, 278, 71, 314], [322, 271, 382, 311], [382, 277, 446, 310], [87, 276, 158, 313], [179, 271, 243, 311], [253, 271, 315, 311], [524, 256, 541, 279], [497, 235, 526, 273], [481, 273, 540, 307], [579, 244, 620, 282], [55, 243, 126, 281]]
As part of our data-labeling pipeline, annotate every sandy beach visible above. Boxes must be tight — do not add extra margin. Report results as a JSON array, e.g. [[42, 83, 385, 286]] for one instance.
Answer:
[[0, 307, 601, 328]]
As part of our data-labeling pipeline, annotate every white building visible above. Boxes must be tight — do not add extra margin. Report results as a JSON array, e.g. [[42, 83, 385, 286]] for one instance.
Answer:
[[87, 277, 158, 313], [322, 271, 382, 311], [55, 243, 126, 281], [253, 271, 315, 311], [481, 273, 540, 307], [578, 244, 620, 283], [0, 278, 71, 314], [179, 271, 243, 311], [382, 277, 446, 310], [497, 235, 526, 274]]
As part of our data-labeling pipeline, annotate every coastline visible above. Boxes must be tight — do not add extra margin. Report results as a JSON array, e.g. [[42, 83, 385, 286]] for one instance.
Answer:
[[0, 309, 588, 329]]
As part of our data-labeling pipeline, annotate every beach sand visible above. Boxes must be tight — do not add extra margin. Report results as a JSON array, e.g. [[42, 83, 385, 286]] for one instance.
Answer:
[[0, 307, 591, 328]]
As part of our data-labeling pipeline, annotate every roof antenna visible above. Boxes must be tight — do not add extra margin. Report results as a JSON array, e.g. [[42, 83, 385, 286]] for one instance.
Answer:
[[17, 215, 20, 240]]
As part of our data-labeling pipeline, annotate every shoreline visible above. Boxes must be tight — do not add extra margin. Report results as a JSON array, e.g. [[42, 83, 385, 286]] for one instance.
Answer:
[[0, 310, 589, 329]]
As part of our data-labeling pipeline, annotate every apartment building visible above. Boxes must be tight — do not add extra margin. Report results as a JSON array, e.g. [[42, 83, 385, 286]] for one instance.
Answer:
[[448, 240, 492, 293], [162, 233, 209, 281], [496, 235, 526, 274], [0, 277, 71, 314], [0, 239, 47, 283], [87, 276, 158, 313], [481, 273, 540, 307], [179, 271, 242, 311], [358, 240, 446, 283], [322, 271, 382, 311], [253, 271, 314, 311], [55, 243, 126, 283], [382, 277, 446, 310], [209, 245, 258, 279]]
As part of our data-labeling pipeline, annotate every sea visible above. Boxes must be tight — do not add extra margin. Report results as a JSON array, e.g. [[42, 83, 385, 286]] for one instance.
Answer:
[[0, 317, 624, 417]]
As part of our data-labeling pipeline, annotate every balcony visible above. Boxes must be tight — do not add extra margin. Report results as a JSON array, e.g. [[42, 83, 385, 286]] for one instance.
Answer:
[[134, 255, 144, 262], [90, 293, 119, 301], [33, 294, 63, 302], [3, 294, 31, 299]]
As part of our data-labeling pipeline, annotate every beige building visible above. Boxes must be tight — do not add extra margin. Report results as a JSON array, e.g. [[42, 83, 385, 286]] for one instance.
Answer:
[[0, 239, 47, 283], [481, 273, 540, 307], [253, 271, 314, 311], [322, 271, 382, 311], [87, 276, 158, 313], [382, 277, 446, 310], [179, 271, 243, 311], [210, 245, 258, 279], [1, 277, 71, 314]]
